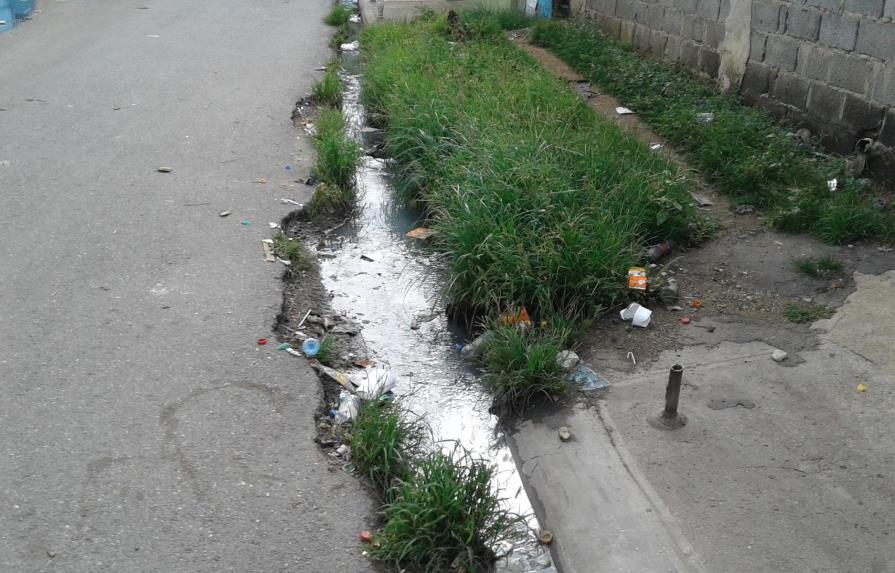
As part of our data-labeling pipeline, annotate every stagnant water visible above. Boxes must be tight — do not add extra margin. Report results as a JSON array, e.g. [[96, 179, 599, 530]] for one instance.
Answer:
[[314, 54, 553, 571]]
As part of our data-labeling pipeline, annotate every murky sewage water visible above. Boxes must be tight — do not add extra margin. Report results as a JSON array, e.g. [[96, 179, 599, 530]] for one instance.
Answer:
[[314, 54, 552, 571]]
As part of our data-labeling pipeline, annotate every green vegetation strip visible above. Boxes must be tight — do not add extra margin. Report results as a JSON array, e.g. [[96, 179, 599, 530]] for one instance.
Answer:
[[530, 20, 895, 244], [361, 13, 708, 322]]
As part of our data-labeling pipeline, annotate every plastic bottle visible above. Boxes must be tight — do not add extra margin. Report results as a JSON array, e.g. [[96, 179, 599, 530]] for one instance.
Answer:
[[302, 338, 321, 357]]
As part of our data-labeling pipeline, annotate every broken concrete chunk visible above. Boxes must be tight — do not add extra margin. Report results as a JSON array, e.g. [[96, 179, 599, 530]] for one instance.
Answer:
[[555, 350, 580, 371], [771, 349, 788, 362]]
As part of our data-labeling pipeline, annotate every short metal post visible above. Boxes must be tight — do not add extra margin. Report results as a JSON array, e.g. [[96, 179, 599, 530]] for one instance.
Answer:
[[649, 364, 688, 430]]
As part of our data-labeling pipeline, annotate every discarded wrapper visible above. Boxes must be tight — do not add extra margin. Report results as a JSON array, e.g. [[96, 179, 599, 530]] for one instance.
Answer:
[[615, 106, 635, 115], [620, 302, 652, 327], [261, 239, 276, 262], [627, 267, 647, 290], [498, 306, 531, 329], [696, 112, 714, 123], [405, 227, 438, 240], [351, 368, 400, 400]]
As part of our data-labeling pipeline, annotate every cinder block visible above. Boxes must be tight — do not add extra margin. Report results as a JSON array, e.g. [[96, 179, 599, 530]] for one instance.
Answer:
[[819, 12, 859, 51], [797, 45, 830, 81], [855, 20, 895, 60], [808, 82, 846, 120], [752, 0, 781, 34], [696, 0, 721, 19], [750, 31, 768, 62], [704, 20, 725, 47], [879, 109, 895, 147], [617, 0, 637, 20], [885, 0, 895, 19], [773, 72, 811, 107], [681, 14, 706, 40], [764, 34, 800, 71], [784, 5, 821, 40], [620, 19, 636, 42], [805, 0, 839, 11], [665, 34, 683, 60], [843, 0, 884, 17], [828, 53, 873, 94], [647, 3, 664, 26], [842, 93, 885, 130], [634, 23, 653, 47], [720, 0, 731, 19], [871, 65, 895, 106], [662, 7, 682, 33], [680, 39, 701, 68], [742, 62, 776, 97], [699, 47, 721, 75], [650, 29, 670, 53], [673, 0, 698, 13]]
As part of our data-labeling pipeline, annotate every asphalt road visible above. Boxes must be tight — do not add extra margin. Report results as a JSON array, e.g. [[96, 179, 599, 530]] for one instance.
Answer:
[[0, 2, 376, 571]]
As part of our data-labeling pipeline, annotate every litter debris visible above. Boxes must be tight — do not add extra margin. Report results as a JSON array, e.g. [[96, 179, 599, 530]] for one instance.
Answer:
[[558, 426, 572, 442], [461, 331, 494, 361], [696, 112, 714, 123], [537, 530, 554, 545], [620, 302, 652, 327], [340, 41, 360, 51], [827, 178, 838, 192], [659, 277, 679, 304], [352, 358, 372, 368], [359, 531, 373, 544], [615, 106, 635, 115], [262, 239, 276, 262], [351, 368, 400, 400], [735, 204, 754, 215], [335, 391, 361, 423], [566, 363, 609, 391], [254, 178, 268, 184], [311, 361, 357, 392], [302, 338, 321, 357], [645, 242, 671, 262], [498, 306, 531, 329], [857, 383, 867, 393], [268, 222, 279, 229], [219, 210, 231, 217], [303, 123, 316, 137], [241, 219, 251, 226], [284, 165, 292, 171], [555, 350, 580, 371], [691, 191, 713, 207], [360, 254, 375, 262], [285, 347, 303, 357], [690, 299, 703, 309], [680, 317, 691, 325], [146, 34, 160, 38], [627, 351, 637, 365], [257, 338, 268, 346], [157, 166, 172, 173], [277, 343, 291, 351], [771, 349, 788, 362], [649, 142, 663, 151], [627, 267, 648, 290], [669, 305, 683, 311], [405, 227, 438, 241], [280, 198, 303, 206]]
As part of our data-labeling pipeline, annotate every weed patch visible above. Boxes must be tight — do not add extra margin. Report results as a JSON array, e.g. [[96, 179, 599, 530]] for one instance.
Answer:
[[784, 302, 835, 323], [350, 401, 426, 498], [792, 255, 844, 279], [309, 108, 359, 219], [324, 3, 352, 26], [370, 446, 524, 572], [312, 62, 343, 107], [529, 20, 895, 244], [273, 234, 312, 271], [361, 16, 707, 320]]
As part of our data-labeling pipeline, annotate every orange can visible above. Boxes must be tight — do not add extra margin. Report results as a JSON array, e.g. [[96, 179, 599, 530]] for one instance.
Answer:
[[627, 267, 648, 290]]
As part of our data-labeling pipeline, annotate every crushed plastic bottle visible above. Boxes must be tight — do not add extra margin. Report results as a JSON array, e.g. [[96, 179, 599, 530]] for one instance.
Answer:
[[566, 364, 609, 391], [334, 391, 361, 423], [302, 338, 321, 357]]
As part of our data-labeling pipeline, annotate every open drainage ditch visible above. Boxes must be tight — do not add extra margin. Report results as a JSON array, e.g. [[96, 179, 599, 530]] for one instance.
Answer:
[[286, 46, 553, 572]]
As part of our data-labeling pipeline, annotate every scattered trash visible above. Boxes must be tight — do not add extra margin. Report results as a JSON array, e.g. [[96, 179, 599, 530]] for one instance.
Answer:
[[830, 278, 845, 289], [297, 308, 313, 328], [241, 219, 251, 226], [461, 331, 494, 361], [219, 210, 231, 217], [620, 302, 652, 327], [257, 338, 268, 346], [280, 198, 303, 206], [857, 383, 867, 393], [566, 363, 609, 391], [649, 142, 662, 151], [659, 277, 679, 304], [615, 106, 635, 115], [340, 41, 360, 51], [335, 391, 361, 423], [691, 191, 713, 207], [558, 426, 572, 442], [537, 530, 554, 545], [335, 444, 349, 456], [146, 34, 160, 38], [669, 305, 683, 311], [311, 361, 357, 392], [771, 349, 788, 362], [627, 267, 647, 291], [735, 204, 754, 215], [696, 112, 714, 123], [352, 358, 372, 368], [405, 227, 438, 241], [277, 343, 291, 351], [693, 324, 716, 332], [827, 178, 838, 192], [352, 368, 400, 400], [359, 531, 373, 544], [645, 242, 671, 262], [254, 178, 268, 184], [690, 299, 703, 309], [498, 306, 531, 329], [262, 239, 276, 262], [627, 351, 637, 365], [285, 347, 303, 357], [303, 338, 321, 357], [157, 166, 172, 173], [284, 165, 292, 171], [680, 317, 691, 325], [555, 350, 580, 371], [303, 123, 316, 137], [268, 222, 279, 229], [360, 254, 375, 262]]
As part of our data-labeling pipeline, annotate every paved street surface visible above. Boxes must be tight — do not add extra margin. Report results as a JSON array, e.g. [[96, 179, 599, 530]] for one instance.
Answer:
[[0, 2, 375, 571]]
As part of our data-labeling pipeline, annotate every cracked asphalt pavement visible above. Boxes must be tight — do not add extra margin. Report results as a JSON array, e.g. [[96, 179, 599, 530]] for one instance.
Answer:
[[0, 1, 375, 571]]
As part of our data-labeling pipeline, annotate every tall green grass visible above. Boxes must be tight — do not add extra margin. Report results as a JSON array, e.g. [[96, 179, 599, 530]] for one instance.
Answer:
[[361, 17, 710, 320], [350, 402, 425, 498], [324, 3, 352, 26], [312, 62, 343, 107], [529, 20, 895, 244], [309, 108, 359, 217]]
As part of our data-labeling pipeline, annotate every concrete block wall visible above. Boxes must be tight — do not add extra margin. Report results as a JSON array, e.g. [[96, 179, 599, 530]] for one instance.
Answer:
[[578, 0, 895, 171]]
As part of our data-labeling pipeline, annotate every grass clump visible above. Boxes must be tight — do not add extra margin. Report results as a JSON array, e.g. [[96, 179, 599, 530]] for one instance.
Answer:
[[273, 234, 312, 271], [482, 324, 569, 411], [316, 336, 337, 366], [324, 3, 352, 26], [309, 108, 359, 218], [529, 20, 895, 244], [792, 255, 844, 278], [361, 16, 708, 319], [350, 402, 425, 497], [311, 62, 342, 107], [370, 446, 523, 572], [329, 22, 350, 49], [783, 302, 835, 323]]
